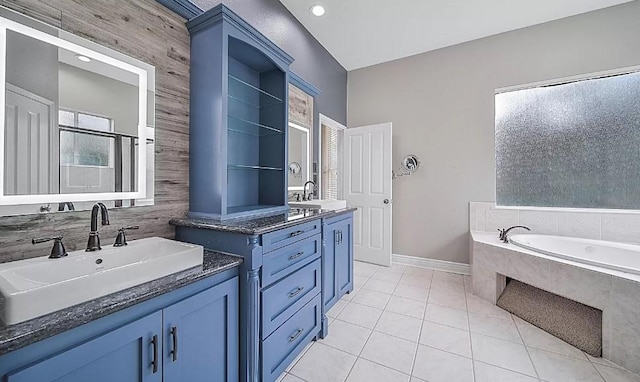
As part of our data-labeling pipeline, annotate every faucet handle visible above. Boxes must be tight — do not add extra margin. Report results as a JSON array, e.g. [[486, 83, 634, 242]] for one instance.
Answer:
[[114, 226, 139, 247], [32, 236, 68, 259]]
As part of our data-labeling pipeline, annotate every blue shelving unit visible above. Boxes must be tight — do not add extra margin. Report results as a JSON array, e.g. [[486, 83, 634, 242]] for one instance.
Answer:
[[186, 5, 294, 220]]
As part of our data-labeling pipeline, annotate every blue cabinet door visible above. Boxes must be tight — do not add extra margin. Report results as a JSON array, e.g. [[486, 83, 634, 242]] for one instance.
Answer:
[[322, 222, 338, 311], [336, 217, 354, 297], [7, 311, 163, 382], [163, 276, 239, 382]]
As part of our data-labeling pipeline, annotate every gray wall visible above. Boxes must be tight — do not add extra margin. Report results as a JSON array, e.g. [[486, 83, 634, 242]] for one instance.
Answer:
[[192, 0, 348, 167], [347, 1, 640, 264]]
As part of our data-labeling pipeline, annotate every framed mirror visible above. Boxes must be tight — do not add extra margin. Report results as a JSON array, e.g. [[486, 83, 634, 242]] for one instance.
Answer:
[[0, 7, 155, 215]]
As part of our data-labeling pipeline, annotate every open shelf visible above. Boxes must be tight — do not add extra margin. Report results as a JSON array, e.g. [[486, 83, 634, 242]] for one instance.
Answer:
[[228, 75, 283, 109], [227, 115, 282, 136], [228, 164, 283, 171]]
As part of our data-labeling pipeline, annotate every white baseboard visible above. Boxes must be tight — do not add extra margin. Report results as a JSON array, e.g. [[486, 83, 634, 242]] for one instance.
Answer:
[[392, 253, 470, 275]]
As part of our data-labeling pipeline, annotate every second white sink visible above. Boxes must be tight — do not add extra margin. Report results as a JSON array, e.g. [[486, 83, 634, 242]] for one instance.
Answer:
[[289, 199, 347, 210], [0, 237, 203, 325]]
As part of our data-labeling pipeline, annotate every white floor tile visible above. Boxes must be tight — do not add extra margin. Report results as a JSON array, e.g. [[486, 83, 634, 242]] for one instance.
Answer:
[[587, 354, 627, 368], [403, 266, 434, 277], [320, 319, 372, 356], [374, 311, 422, 343], [337, 301, 383, 329], [385, 295, 427, 319], [513, 316, 587, 360], [360, 331, 418, 374], [354, 261, 381, 277], [326, 299, 349, 318], [346, 358, 410, 382], [463, 275, 472, 292], [280, 373, 305, 382], [470, 332, 537, 377], [353, 275, 370, 289], [412, 345, 474, 382], [466, 293, 512, 320], [528, 347, 603, 382], [420, 321, 472, 358], [371, 267, 405, 283], [351, 289, 391, 309], [363, 278, 398, 294], [399, 273, 432, 289], [289, 342, 357, 382], [393, 284, 430, 302], [410, 378, 427, 382], [341, 289, 358, 301], [286, 341, 314, 372], [428, 287, 467, 310], [431, 271, 465, 287], [474, 361, 539, 382], [595, 363, 640, 382], [424, 304, 469, 330], [468, 312, 522, 344]]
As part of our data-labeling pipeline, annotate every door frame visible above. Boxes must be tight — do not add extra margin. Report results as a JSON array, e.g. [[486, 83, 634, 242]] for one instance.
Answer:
[[317, 113, 346, 199]]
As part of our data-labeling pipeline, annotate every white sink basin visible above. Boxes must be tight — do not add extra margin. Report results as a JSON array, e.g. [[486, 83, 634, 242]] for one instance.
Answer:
[[290, 199, 347, 210], [0, 237, 203, 325]]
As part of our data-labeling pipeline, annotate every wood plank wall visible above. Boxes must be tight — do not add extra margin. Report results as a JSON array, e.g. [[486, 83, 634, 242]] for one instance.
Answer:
[[0, 0, 190, 263]]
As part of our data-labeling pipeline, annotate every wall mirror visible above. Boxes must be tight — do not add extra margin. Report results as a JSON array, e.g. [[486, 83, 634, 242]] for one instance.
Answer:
[[0, 7, 155, 216], [288, 122, 310, 190], [288, 82, 314, 193]]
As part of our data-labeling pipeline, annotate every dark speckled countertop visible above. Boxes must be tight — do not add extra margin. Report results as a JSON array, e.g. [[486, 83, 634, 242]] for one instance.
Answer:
[[0, 250, 242, 356], [170, 207, 357, 235]]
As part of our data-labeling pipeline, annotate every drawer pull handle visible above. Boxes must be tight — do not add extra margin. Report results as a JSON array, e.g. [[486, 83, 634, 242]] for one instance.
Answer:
[[288, 286, 304, 298], [289, 328, 304, 342], [289, 251, 304, 260], [290, 230, 304, 237], [170, 326, 178, 362], [150, 334, 159, 373]]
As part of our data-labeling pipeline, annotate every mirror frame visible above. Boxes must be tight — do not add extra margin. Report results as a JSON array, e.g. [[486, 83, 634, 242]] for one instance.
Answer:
[[288, 121, 310, 191], [0, 15, 151, 206]]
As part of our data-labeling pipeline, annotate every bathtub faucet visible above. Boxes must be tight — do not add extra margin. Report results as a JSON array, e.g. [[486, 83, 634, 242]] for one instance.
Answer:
[[498, 225, 531, 243]]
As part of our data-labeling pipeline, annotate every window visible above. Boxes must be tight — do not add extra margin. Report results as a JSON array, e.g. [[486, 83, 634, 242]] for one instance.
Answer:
[[319, 114, 345, 200], [495, 69, 640, 210], [59, 109, 114, 167]]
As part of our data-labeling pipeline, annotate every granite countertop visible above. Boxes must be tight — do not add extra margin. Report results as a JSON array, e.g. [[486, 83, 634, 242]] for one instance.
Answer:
[[0, 250, 243, 356], [170, 207, 357, 235]]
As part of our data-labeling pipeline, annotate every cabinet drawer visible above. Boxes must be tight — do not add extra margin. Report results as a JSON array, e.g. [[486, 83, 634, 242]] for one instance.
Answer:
[[262, 234, 320, 286], [262, 219, 321, 253], [261, 259, 320, 339], [262, 294, 321, 382]]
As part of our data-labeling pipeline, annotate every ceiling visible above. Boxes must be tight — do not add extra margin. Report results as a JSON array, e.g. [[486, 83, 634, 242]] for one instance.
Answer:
[[278, 0, 633, 71]]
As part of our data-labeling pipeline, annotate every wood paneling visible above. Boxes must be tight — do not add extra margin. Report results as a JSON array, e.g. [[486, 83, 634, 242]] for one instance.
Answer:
[[0, 0, 190, 262]]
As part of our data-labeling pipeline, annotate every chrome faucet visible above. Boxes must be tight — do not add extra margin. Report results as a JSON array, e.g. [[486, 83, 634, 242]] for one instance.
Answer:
[[498, 225, 531, 243], [303, 181, 316, 201], [86, 202, 110, 251]]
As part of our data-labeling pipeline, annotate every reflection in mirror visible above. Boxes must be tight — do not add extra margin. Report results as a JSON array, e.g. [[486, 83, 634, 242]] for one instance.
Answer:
[[0, 8, 155, 215], [288, 122, 309, 190]]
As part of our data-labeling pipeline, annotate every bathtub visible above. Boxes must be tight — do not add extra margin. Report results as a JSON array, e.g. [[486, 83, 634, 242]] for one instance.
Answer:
[[509, 234, 640, 276]]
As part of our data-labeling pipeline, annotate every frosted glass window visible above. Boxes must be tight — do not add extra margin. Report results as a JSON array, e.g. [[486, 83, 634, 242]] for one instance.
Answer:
[[496, 70, 640, 209]]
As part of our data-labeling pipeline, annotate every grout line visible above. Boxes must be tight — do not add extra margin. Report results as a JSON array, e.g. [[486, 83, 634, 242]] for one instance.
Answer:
[[512, 313, 541, 380], [464, 281, 477, 382]]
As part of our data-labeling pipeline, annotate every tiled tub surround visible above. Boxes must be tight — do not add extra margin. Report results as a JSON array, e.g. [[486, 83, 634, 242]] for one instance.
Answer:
[[471, 231, 640, 375], [469, 201, 640, 242]]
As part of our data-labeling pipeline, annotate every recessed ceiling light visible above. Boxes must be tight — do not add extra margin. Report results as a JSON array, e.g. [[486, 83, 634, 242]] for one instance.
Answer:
[[310, 4, 325, 17], [76, 55, 91, 63]]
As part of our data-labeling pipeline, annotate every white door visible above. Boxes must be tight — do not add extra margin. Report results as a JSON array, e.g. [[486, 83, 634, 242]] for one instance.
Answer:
[[343, 123, 392, 266], [5, 86, 56, 195]]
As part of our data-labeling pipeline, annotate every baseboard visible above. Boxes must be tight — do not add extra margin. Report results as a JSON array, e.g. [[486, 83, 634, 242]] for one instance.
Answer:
[[392, 254, 470, 275]]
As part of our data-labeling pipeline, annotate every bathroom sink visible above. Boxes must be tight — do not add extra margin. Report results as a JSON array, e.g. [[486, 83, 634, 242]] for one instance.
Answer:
[[289, 199, 347, 210], [0, 237, 203, 325]]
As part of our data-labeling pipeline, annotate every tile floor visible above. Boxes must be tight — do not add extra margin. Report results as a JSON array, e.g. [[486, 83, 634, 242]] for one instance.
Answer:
[[278, 261, 640, 382]]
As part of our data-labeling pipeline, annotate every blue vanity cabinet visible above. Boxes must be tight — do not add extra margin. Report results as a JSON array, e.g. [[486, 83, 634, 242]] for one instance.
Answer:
[[6, 311, 164, 382], [1, 272, 240, 382], [186, 5, 294, 220], [322, 212, 355, 312], [163, 277, 239, 382]]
